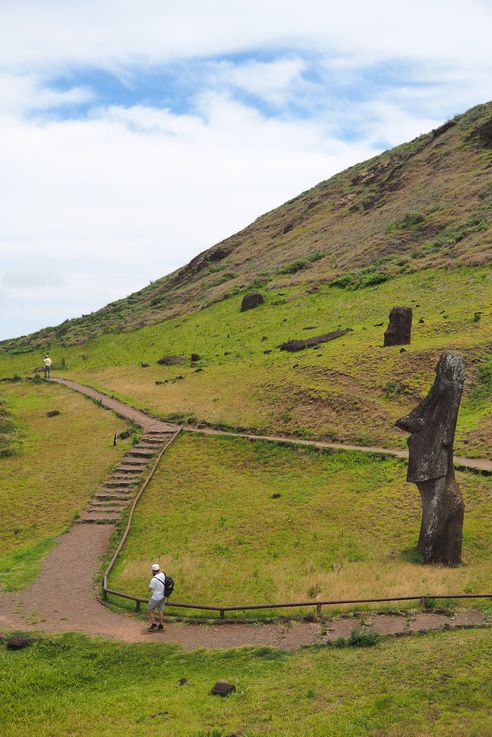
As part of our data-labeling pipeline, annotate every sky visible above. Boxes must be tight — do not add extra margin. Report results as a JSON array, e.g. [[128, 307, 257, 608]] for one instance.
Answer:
[[1, 1, 491, 340]]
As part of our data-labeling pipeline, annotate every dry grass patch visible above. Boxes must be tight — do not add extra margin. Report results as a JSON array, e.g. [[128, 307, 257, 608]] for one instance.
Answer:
[[110, 433, 491, 617]]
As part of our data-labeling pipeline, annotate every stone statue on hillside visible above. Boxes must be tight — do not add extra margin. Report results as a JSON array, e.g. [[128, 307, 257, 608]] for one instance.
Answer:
[[395, 351, 465, 566], [384, 306, 412, 346]]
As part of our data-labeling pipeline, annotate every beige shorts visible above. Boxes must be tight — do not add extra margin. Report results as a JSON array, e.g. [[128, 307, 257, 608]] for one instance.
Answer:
[[148, 598, 165, 612]]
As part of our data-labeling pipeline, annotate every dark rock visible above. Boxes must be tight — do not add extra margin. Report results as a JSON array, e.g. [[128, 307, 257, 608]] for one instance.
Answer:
[[432, 120, 457, 138], [46, 410, 60, 417], [211, 681, 236, 697], [271, 493, 281, 499], [303, 326, 317, 330], [179, 678, 188, 686], [191, 353, 201, 362], [279, 328, 350, 352], [240, 293, 264, 312], [419, 318, 425, 324], [7, 636, 33, 650], [224, 351, 232, 356], [171, 375, 185, 382], [374, 323, 384, 327], [470, 117, 492, 148], [396, 351, 465, 565], [140, 362, 149, 368], [383, 307, 412, 346], [193, 368, 204, 373], [263, 350, 272, 354], [157, 356, 185, 366], [400, 348, 407, 353], [261, 336, 268, 342]]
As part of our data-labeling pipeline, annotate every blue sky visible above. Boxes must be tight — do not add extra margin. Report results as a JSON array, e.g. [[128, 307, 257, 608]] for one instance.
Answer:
[[1, 0, 491, 340]]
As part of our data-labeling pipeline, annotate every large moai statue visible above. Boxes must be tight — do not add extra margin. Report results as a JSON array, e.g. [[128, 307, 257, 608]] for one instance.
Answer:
[[395, 351, 465, 566], [384, 307, 412, 346]]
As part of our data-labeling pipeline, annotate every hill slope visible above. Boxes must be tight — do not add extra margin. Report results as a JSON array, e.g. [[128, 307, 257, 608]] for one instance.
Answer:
[[2, 101, 491, 351]]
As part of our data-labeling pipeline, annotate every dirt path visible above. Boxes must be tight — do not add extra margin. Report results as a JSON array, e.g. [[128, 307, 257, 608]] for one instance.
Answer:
[[51, 377, 491, 474], [0, 524, 487, 647], [0, 376, 488, 649]]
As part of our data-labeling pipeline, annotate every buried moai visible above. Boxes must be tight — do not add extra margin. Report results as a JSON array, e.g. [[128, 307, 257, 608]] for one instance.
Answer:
[[384, 307, 412, 346], [395, 351, 465, 566]]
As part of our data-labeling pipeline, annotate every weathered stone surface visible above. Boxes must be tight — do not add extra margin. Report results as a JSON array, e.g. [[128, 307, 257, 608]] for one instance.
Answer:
[[240, 293, 264, 312], [396, 351, 465, 565], [46, 410, 60, 417], [383, 307, 412, 346], [157, 355, 185, 365], [7, 636, 33, 650], [279, 328, 350, 352], [211, 681, 236, 697], [191, 353, 201, 362]]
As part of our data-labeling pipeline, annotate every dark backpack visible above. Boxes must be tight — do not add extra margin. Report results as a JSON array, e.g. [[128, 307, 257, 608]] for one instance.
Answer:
[[164, 575, 174, 597]]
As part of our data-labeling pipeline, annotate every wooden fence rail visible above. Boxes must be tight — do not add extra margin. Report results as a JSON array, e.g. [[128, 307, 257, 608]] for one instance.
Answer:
[[102, 588, 492, 620]]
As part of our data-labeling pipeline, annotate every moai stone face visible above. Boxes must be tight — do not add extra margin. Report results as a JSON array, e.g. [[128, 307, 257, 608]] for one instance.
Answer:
[[396, 351, 465, 566], [384, 307, 412, 346]]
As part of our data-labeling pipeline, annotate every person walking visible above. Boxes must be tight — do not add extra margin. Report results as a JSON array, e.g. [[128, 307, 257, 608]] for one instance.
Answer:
[[147, 563, 166, 631], [43, 355, 53, 379]]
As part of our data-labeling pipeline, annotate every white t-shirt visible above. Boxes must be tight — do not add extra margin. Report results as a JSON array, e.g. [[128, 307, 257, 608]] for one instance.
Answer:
[[149, 572, 166, 600], [43, 358, 52, 367]]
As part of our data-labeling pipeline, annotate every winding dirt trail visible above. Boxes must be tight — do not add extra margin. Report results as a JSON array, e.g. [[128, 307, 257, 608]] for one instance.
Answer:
[[51, 377, 492, 474], [0, 377, 489, 648]]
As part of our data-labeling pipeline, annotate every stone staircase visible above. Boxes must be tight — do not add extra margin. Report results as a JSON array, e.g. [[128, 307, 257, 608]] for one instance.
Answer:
[[78, 429, 179, 524]]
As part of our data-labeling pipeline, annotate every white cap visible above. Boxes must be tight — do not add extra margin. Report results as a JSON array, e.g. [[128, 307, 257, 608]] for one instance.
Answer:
[[151, 563, 160, 571]]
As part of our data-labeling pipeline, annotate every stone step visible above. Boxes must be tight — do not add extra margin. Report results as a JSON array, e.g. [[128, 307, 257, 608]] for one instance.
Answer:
[[87, 505, 126, 514], [140, 436, 171, 444], [105, 477, 138, 487], [127, 448, 157, 457], [78, 511, 121, 523], [123, 454, 152, 463], [98, 485, 133, 494], [114, 466, 144, 474], [91, 499, 129, 508], [95, 492, 132, 501]]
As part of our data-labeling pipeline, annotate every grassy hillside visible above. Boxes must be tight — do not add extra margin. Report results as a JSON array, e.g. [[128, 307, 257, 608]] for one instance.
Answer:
[[0, 267, 490, 458], [109, 434, 492, 616], [0, 382, 133, 590], [1, 630, 491, 737], [1, 101, 491, 350]]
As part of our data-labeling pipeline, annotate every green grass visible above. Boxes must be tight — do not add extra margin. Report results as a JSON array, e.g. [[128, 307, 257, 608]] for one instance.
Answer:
[[109, 434, 492, 617], [0, 629, 491, 737], [0, 382, 133, 590], [0, 267, 490, 459]]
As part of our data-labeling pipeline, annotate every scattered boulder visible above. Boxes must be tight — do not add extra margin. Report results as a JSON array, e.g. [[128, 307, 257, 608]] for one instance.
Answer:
[[271, 493, 281, 499], [240, 293, 264, 312], [261, 336, 268, 342], [211, 681, 236, 697], [263, 350, 272, 354], [400, 348, 407, 353], [383, 307, 412, 347], [470, 117, 492, 148], [193, 368, 204, 373], [432, 119, 457, 138], [279, 328, 351, 353], [190, 353, 201, 362], [157, 356, 185, 366], [46, 410, 60, 417], [179, 678, 188, 686], [140, 362, 149, 368], [418, 318, 425, 324], [7, 636, 33, 651]]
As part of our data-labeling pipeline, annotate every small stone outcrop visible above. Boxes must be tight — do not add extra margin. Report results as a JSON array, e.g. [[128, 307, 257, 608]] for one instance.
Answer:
[[7, 636, 33, 650], [46, 410, 60, 417], [383, 307, 412, 346], [157, 355, 185, 366], [396, 351, 465, 566], [240, 293, 264, 312], [191, 353, 201, 362], [211, 681, 236, 697], [279, 328, 350, 352]]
